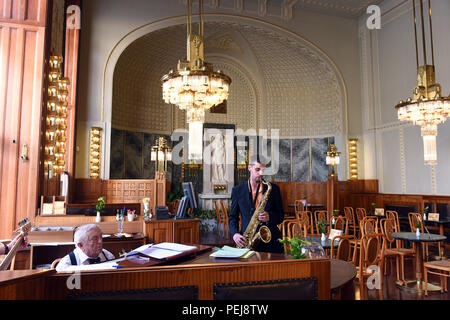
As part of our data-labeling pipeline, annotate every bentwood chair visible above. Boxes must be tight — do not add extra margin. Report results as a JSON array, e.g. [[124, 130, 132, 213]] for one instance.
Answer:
[[330, 235, 354, 261], [380, 218, 415, 285], [294, 200, 306, 215], [299, 211, 314, 235], [344, 207, 357, 237], [355, 208, 367, 237], [314, 210, 329, 235], [351, 217, 379, 265], [333, 216, 348, 235], [214, 201, 223, 237], [424, 259, 450, 296], [220, 201, 230, 239], [356, 233, 384, 300]]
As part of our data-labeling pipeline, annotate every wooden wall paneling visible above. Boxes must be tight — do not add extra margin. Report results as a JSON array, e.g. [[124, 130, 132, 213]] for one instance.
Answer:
[[73, 178, 102, 203], [1, 258, 330, 300], [0, 0, 48, 239], [173, 219, 199, 244]]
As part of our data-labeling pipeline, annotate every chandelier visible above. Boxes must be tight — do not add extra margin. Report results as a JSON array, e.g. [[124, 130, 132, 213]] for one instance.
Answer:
[[161, 0, 231, 160], [395, 0, 450, 165]]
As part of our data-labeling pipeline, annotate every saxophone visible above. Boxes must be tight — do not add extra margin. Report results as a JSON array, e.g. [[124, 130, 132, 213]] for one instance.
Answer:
[[241, 179, 272, 250]]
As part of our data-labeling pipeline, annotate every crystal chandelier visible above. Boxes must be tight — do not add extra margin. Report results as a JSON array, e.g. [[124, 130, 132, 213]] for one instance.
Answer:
[[395, 0, 450, 165], [161, 0, 231, 160]]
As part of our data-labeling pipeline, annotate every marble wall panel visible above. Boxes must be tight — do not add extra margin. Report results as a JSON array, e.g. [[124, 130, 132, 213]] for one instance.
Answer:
[[125, 131, 143, 179], [311, 137, 330, 182], [292, 139, 310, 182], [274, 139, 291, 182], [110, 128, 125, 179]]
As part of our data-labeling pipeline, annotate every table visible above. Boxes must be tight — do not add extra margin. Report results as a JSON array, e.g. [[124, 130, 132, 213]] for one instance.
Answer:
[[391, 232, 446, 292]]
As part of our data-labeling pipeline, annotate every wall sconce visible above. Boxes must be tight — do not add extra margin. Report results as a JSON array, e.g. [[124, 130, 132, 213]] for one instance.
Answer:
[[89, 127, 102, 179], [325, 144, 340, 179], [44, 53, 69, 178], [151, 137, 172, 175], [348, 139, 358, 180]]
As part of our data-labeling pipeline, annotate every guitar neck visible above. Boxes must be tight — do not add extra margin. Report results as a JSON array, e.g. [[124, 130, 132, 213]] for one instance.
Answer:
[[0, 233, 25, 271]]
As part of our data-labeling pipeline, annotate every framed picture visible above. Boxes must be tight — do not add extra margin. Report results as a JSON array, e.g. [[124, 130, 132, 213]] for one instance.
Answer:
[[428, 213, 439, 222], [375, 208, 385, 216]]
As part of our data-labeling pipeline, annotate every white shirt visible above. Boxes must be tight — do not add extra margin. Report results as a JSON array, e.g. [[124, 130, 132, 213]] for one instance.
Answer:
[[55, 246, 115, 272]]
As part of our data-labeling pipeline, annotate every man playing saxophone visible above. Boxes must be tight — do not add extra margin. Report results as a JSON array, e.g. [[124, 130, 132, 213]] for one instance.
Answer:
[[229, 155, 284, 253]]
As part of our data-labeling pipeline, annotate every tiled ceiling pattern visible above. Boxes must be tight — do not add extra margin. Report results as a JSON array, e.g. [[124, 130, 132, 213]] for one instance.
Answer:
[[293, 0, 384, 18], [112, 20, 344, 137]]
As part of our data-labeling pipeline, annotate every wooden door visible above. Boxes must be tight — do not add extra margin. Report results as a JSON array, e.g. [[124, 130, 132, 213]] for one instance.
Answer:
[[0, 0, 49, 238]]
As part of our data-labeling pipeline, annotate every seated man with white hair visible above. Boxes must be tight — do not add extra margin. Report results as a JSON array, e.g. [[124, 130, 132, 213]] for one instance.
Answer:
[[56, 224, 115, 272]]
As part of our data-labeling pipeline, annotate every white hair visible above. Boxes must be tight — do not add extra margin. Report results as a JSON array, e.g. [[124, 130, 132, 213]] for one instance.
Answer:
[[74, 224, 101, 246]]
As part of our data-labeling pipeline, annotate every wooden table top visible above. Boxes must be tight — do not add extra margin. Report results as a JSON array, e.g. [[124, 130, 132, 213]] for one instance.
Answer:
[[0, 269, 55, 287]]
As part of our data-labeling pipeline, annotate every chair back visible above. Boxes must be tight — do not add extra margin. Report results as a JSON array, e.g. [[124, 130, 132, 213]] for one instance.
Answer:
[[314, 210, 329, 235], [359, 233, 383, 269], [299, 211, 314, 235], [330, 235, 354, 261], [333, 216, 348, 234], [355, 208, 367, 222], [380, 218, 397, 248], [288, 220, 306, 238], [214, 201, 222, 222], [408, 212, 423, 232], [386, 210, 400, 231], [344, 207, 355, 223], [359, 217, 378, 237], [294, 200, 306, 214], [220, 201, 230, 239]]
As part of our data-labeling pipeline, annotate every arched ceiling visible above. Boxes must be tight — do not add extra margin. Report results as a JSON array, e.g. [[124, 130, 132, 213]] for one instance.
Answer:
[[112, 19, 344, 138]]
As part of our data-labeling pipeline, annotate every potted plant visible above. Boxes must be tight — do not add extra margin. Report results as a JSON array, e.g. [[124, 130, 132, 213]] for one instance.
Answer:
[[193, 208, 217, 235], [416, 219, 422, 237], [167, 183, 184, 213], [95, 196, 105, 222], [423, 206, 429, 221], [371, 202, 377, 213], [317, 220, 327, 241], [278, 237, 311, 259], [332, 209, 339, 224]]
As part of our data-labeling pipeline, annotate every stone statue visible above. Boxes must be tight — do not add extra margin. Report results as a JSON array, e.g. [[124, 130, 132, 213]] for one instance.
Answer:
[[211, 132, 226, 182]]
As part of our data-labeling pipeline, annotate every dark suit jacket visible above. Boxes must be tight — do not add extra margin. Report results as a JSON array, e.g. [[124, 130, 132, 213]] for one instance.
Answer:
[[229, 181, 284, 253]]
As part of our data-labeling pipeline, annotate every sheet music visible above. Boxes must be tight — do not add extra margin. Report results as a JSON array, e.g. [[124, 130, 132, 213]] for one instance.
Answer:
[[128, 242, 197, 260]]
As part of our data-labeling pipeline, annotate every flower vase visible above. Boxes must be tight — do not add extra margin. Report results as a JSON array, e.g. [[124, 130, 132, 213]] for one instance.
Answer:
[[332, 217, 335, 225], [416, 228, 421, 237], [96, 211, 101, 223], [321, 233, 326, 242]]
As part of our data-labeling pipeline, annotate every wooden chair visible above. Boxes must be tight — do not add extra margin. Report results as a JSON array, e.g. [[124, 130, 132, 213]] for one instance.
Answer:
[[356, 233, 384, 300], [214, 201, 224, 237], [344, 207, 357, 237], [294, 200, 306, 214], [333, 216, 348, 235], [408, 212, 442, 260], [220, 201, 230, 239], [380, 218, 415, 285], [424, 259, 450, 296], [355, 208, 367, 237], [350, 217, 379, 265], [314, 210, 329, 235], [330, 235, 354, 261], [288, 220, 306, 239], [299, 211, 314, 235], [51, 258, 61, 270], [386, 210, 400, 232]]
